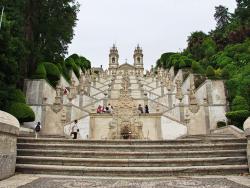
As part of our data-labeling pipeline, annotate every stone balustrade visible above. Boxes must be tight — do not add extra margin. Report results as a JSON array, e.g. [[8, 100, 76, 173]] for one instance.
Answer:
[[243, 117, 250, 172], [0, 111, 19, 180]]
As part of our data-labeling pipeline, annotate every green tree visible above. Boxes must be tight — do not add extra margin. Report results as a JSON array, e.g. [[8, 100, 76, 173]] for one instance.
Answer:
[[187, 31, 207, 60], [235, 0, 250, 24], [214, 5, 231, 29]]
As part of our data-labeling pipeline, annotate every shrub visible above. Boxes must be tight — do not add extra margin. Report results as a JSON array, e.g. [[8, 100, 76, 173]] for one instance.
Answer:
[[65, 58, 80, 78], [33, 63, 46, 79], [191, 61, 202, 73], [8, 102, 35, 123], [178, 61, 186, 68], [43, 62, 61, 86], [56, 63, 63, 73], [217, 121, 227, 128], [231, 96, 249, 111], [8, 89, 26, 103], [214, 68, 222, 79], [226, 110, 250, 129], [206, 66, 215, 78]]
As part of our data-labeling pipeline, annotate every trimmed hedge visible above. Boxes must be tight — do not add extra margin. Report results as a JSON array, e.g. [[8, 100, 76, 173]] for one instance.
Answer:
[[43, 62, 61, 86], [8, 89, 26, 103], [33, 63, 47, 79], [65, 58, 80, 78], [8, 102, 35, 123], [226, 110, 250, 129]]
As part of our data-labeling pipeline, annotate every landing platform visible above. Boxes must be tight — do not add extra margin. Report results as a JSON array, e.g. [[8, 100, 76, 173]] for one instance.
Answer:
[[1, 174, 250, 188]]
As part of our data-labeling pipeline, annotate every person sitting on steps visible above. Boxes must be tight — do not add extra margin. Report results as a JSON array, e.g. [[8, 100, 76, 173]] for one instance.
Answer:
[[138, 104, 143, 114]]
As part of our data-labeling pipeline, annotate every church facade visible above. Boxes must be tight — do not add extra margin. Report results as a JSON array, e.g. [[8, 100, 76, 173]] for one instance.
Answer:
[[108, 44, 144, 76]]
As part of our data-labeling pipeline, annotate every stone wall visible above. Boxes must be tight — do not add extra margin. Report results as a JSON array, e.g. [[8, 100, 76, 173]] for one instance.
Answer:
[[0, 111, 19, 180], [89, 114, 163, 140], [161, 115, 187, 139], [24, 79, 56, 105]]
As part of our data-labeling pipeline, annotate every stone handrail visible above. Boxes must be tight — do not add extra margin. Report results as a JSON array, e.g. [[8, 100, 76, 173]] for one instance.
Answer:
[[64, 114, 90, 127], [162, 114, 186, 127], [211, 125, 245, 138], [81, 98, 105, 110], [148, 98, 169, 111]]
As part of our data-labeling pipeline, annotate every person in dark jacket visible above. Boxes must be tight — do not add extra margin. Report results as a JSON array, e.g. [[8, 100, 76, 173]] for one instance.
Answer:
[[35, 122, 41, 139], [145, 105, 149, 114], [138, 104, 143, 114]]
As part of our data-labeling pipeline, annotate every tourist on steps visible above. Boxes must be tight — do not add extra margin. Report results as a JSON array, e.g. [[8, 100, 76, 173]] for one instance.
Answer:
[[138, 104, 143, 114], [97, 105, 102, 113], [34, 122, 41, 139], [71, 120, 79, 139], [145, 105, 149, 114]]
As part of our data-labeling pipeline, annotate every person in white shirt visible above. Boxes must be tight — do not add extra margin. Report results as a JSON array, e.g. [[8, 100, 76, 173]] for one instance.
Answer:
[[71, 120, 79, 139]]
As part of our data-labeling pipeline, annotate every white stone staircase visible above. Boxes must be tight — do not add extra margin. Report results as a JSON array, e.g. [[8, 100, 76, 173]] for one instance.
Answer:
[[15, 136, 248, 177]]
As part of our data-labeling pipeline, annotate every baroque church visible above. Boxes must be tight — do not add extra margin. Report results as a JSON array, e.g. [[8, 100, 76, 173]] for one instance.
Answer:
[[21, 44, 229, 140]]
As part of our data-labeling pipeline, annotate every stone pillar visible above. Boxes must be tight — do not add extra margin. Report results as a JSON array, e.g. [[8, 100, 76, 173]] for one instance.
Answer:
[[79, 94, 84, 107], [87, 81, 91, 96], [203, 98, 210, 134], [93, 77, 96, 87], [0, 111, 19, 180], [179, 102, 185, 123], [104, 92, 108, 107], [98, 74, 100, 82], [140, 84, 144, 98], [108, 84, 111, 98], [156, 78, 159, 87], [168, 93, 173, 108], [206, 80, 213, 105], [161, 81, 164, 96], [244, 117, 250, 172], [144, 93, 148, 106]]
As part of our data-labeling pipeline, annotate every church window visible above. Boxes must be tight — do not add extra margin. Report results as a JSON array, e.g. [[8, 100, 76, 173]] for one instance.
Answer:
[[112, 57, 115, 63], [137, 57, 140, 63]]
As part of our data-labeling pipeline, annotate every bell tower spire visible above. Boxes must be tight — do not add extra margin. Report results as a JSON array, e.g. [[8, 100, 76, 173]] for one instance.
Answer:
[[133, 44, 144, 75], [108, 44, 119, 75]]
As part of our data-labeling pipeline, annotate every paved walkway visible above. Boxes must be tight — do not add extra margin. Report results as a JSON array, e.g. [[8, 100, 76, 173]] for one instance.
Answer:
[[0, 174, 250, 188]]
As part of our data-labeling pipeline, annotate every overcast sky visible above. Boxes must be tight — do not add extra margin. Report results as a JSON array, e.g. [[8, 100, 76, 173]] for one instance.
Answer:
[[68, 0, 237, 70]]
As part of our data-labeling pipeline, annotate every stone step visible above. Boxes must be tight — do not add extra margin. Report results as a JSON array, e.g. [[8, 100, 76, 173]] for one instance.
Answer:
[[17, 149, 246, 159], [183, 134, 237, 139], [18, 135, 66, 138], [16, 156, 247, 167], [17, 143, 247, 152], [15, 164, 249, 177], [17, 137, 247, 144]]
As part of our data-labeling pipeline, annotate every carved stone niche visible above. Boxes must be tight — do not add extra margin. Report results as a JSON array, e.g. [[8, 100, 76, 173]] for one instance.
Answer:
[[52, 85, 63, 113], [188, 83, 200, 113]]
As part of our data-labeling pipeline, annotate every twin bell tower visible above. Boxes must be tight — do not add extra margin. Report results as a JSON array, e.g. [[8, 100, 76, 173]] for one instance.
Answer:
[[108, 44, 144, 75]]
